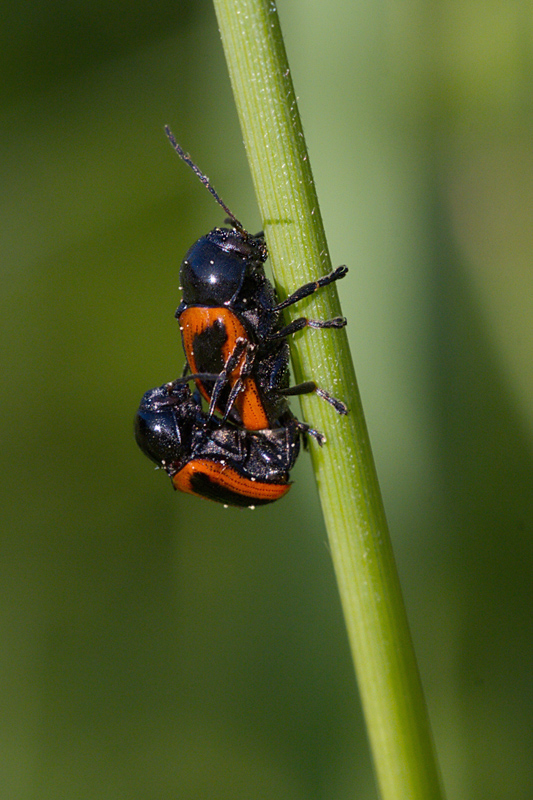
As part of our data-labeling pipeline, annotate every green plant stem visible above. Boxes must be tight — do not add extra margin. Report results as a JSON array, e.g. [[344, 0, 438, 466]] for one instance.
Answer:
[[212, 1, 444, 798]]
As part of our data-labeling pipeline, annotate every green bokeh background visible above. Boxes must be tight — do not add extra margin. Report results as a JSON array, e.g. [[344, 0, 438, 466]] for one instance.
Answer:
[[2, 1, 532, 798]]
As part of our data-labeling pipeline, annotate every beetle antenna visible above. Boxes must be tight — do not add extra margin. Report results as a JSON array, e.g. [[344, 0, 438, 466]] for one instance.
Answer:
[[165, 126, 245, 234]]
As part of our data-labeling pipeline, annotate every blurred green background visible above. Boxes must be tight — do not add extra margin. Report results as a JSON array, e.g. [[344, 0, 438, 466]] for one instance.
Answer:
[[1, 0, 532, 798]]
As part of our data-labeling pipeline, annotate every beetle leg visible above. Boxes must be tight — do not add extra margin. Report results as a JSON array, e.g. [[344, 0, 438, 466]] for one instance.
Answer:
[[279, 381, 348, 415], [294, 420, 326, 447], [220, 343, 257, 423], [207, 338, 249, 420], [267, 315, 346, 341], [272, 265, 348, 312]]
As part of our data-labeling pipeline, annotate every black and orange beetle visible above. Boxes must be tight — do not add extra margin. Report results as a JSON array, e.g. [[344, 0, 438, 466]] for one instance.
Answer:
[[165, 127, 348, 437], [135, 381, 305, 507]]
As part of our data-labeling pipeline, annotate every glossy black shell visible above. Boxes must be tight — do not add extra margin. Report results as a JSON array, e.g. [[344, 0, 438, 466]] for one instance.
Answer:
[[180, 228, 268, 307]]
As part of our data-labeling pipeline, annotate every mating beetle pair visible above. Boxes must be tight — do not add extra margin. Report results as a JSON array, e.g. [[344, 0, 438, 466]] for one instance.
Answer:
[[135, 128, 348, 506]]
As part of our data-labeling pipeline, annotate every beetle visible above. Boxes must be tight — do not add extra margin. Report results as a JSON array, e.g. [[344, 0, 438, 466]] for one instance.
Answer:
[[135, 380, 307, 507], [165, 127, 348, 436]]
